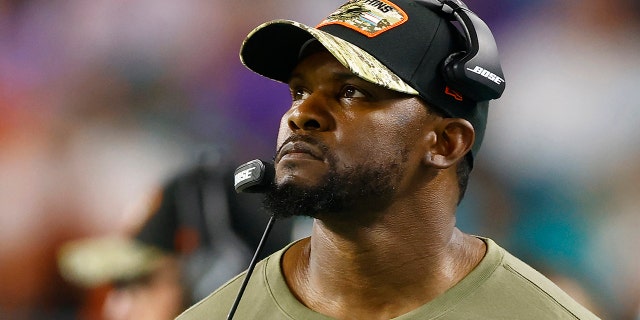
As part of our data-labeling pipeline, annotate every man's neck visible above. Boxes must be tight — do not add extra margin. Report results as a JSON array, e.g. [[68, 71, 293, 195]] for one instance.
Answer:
[[282, 211, 487, 320]]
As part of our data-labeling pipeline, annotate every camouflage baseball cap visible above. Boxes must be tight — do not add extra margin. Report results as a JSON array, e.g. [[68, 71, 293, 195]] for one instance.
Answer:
[[240, 0, 492, 160]]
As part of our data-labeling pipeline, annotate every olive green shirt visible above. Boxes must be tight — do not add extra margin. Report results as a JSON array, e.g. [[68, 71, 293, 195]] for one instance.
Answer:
[[177, 238, 599, 319]]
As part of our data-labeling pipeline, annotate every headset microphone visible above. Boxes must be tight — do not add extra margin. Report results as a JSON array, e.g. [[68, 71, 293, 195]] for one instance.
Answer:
[[233, 159, 275, 193], [228, 159, 276, 320]]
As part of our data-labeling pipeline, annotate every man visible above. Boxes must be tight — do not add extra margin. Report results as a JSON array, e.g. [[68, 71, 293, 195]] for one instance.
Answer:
[[58, 158, 293, 320], [178, 0, 600, 319]]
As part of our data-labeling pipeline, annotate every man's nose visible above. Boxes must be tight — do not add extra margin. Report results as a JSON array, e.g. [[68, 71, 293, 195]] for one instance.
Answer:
[[286, 94, 335, 132]]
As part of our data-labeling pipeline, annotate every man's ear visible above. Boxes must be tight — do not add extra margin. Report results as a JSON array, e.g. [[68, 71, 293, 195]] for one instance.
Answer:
[[423, 118, 475, 169]]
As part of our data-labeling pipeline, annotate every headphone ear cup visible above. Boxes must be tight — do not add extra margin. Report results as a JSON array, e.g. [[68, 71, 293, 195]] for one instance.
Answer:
[[442, 51, 467, 92]]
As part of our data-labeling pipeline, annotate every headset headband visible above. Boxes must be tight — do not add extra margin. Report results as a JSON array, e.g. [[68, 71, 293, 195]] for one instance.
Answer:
[[417, 0, 505, 101]]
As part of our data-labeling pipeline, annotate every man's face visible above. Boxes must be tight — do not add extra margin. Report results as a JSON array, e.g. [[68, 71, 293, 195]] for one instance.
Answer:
[[264, 50, 433, 220], [102, 256, 185, 320]]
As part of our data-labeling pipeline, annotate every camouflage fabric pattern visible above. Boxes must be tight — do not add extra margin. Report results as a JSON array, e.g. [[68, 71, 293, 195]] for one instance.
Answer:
[[304, 22, 418, 95], [243, 19, 419, 96], [319, 0, 406, 37]]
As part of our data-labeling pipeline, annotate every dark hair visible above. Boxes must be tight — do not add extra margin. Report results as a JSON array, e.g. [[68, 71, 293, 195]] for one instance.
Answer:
[[456, 154, 472, 205]]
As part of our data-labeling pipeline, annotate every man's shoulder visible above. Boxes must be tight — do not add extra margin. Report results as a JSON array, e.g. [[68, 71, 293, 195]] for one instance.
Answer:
[[176, 241, 299, 320], [176, 270, 248, 320], [466, 238, 601, 319]]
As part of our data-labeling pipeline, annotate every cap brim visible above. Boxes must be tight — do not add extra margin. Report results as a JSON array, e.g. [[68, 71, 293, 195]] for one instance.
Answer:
[[57, 236, 164, 288], [240, 20, 418, 95]]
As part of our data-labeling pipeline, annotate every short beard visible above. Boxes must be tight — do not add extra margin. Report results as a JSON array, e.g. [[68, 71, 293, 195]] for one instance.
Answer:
[[263, 153, 406, 220]]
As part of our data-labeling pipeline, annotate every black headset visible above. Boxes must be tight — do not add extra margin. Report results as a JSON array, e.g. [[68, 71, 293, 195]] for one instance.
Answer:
[[417, 0, 505, 101]]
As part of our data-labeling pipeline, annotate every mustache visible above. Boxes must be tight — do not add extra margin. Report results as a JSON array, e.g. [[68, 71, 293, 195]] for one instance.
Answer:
[[275, 134, 330, 162]]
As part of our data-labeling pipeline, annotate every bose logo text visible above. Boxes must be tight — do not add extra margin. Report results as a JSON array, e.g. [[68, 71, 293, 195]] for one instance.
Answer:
[[235, 167, 255, 185], [466, 66, 504, 85]]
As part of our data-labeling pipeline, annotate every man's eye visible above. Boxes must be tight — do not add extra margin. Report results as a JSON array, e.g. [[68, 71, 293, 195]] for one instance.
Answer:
[[291, 88, 309, 101], [341, 85, 366, 98]]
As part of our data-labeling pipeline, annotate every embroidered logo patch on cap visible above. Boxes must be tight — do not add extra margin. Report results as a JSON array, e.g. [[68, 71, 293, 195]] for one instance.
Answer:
[[317, 0, 408, 38]]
